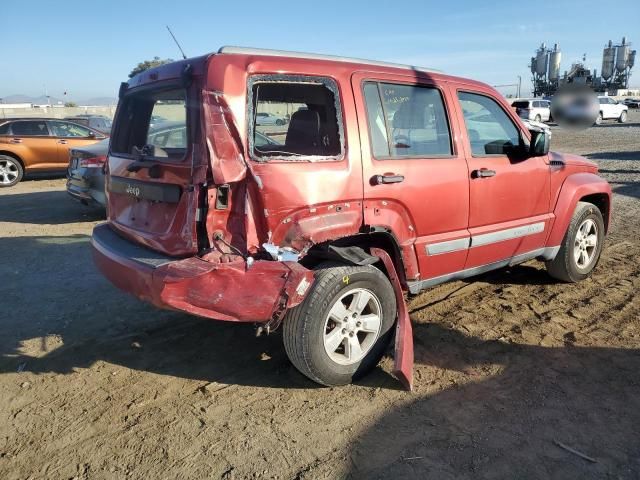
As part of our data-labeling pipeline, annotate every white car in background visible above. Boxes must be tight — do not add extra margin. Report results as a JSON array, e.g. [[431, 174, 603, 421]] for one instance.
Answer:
[[596, 96, 628, 124], [255, 112, 288, 126], [511, 99, 552, 123]]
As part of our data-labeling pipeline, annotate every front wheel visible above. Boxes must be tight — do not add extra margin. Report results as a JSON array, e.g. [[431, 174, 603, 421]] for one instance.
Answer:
[[283, 264, 396, 386], [619, 111, 628, 123], [535, 114, 542, 122], [545, 201, 605, 282], [0, 155, 23, 187]]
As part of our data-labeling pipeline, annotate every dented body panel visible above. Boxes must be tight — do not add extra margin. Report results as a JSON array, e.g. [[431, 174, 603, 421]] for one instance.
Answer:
[[92, 223, 313, 322]]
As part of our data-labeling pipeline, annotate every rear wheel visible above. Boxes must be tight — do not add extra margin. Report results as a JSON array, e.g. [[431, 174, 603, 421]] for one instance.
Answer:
[[283, 264, 396, 386], [0, 155, 23, 187], [595, 112, 603, 125], [619, 110, 628, 123], [546, 201, 605, 282]]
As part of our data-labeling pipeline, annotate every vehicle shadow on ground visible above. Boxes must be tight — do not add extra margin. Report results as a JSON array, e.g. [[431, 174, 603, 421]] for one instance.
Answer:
[[0, 190, 104, 224], [0, 234, 401, 390], [347, 323, 640, 479], [23, 172, 67, 181], [2, 236, 640, 477], [585, 151, 640, 161], [0, 234, 574, 392], [591, 121, 640, 129], [613, 182, 640, 200]]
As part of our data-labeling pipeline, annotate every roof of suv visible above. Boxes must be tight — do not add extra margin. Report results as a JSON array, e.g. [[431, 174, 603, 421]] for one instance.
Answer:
[[127, 46, 491, 93], [217, 46, 441, 75]]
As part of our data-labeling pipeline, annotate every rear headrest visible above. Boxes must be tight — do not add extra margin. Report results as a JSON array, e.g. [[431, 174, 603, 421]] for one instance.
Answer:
[[392, 102, 425, 129], [286, 110, 321, 148]]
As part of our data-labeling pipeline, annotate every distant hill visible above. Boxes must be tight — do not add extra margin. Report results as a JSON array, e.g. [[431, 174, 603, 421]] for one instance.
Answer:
[[1, 94, 116, 106]]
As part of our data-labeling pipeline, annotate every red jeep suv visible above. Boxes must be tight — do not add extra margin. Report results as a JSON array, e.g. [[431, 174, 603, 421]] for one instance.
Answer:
[[92, 47, 611, 387]]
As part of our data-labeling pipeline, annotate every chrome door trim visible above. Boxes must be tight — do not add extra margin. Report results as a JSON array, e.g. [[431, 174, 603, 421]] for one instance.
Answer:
[[425, 221, 546, 255], [470, 222, 545, 247], [426, 237, 470, 255], [408, 246, 560, 294]]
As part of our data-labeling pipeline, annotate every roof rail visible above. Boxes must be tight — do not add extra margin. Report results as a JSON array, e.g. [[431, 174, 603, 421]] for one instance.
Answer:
[[217, 46, 441, 74]]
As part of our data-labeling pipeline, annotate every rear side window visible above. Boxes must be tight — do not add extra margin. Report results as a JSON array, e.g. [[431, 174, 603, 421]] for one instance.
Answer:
[[458, 91, 521, 156], [248, 75, 344, 161], [512, 101, 530, 109], [11, 121, 49, 136], [0, 123, 10, 135], [112, 88, 187, 160], [363, 82, 452, 158]]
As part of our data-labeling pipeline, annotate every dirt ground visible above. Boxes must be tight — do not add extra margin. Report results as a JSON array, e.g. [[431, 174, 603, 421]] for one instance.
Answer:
[[1, 112, 639, 480]]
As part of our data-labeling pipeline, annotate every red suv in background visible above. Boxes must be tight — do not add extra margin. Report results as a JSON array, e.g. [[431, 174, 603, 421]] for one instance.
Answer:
[[92, 47, 611, 387]]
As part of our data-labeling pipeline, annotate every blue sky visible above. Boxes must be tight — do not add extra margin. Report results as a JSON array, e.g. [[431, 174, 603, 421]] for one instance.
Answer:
[[2, 0, 638, 101]]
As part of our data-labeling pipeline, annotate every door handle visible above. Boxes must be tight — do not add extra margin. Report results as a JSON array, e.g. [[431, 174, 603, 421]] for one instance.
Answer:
[[372, 173, 405, 185], [9, 138, 22, 144], [58, 140, 68, 145], [472, 168, 496, 179]]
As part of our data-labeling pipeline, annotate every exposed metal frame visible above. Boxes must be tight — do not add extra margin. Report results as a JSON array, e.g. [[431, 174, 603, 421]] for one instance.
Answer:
[[218, 46, 441, 75]]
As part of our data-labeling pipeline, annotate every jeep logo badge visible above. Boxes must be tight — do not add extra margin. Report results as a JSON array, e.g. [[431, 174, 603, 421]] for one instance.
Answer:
[[126, 184, 141, 197]]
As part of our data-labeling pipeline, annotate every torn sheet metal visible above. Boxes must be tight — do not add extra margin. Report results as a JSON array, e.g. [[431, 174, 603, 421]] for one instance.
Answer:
[[370, 247, 414, 391], [202, 90, 247, 185]]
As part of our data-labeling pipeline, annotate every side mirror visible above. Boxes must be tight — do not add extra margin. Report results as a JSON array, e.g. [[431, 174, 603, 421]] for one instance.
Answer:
[[529, 129, 550, 156]]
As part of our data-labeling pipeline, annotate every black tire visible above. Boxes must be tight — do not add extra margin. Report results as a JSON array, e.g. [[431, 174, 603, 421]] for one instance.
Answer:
[[535, 114, 542, 122], [545, 201, 605, 283], [283, 264, 396, 386], [0, 154, 24, 187], [276, 119, 285, 126], [619, 110, 628, 123]]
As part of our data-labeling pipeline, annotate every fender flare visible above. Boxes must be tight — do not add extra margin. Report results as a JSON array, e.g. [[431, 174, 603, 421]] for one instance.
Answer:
[[546, 173, 612, 248]]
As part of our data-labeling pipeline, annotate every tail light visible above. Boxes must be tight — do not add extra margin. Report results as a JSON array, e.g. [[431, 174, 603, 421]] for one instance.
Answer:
[[79, 155, 107, 168]]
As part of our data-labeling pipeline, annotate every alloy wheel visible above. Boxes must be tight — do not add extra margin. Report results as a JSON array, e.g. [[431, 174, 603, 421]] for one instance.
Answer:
[[574, 218, 598, 269], [323, 288, 382, 365], [0, 159, 19, 186]]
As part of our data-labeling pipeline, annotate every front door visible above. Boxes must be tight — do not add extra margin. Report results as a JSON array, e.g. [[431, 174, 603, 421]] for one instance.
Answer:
[[455, 90, 551, 269], [352, 72, 470, 283], [47, 120, 100, 166]]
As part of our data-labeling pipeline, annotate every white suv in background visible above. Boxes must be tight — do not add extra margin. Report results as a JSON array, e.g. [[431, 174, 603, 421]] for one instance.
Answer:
[[596, 96, 628, 124], [512, 99, 552, 123]]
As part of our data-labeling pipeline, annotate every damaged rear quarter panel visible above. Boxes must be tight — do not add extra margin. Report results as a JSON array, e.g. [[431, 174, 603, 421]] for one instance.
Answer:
[[205, 55, 366, 252]]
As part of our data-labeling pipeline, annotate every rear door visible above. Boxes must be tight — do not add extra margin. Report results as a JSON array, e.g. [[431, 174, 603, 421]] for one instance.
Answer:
[[352, 72, 470, 281], [107, 85, 203, 255], [455, 90, 551, 269]]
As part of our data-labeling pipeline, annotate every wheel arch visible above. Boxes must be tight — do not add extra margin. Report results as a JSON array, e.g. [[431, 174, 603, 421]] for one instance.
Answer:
[[547, 173, 612, 247], [580, 192, 610, 232], [301, 230, 410, 288]]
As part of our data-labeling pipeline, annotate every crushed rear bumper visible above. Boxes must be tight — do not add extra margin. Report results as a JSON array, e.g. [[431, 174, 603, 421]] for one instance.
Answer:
[[91, 223, 314, 322]]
